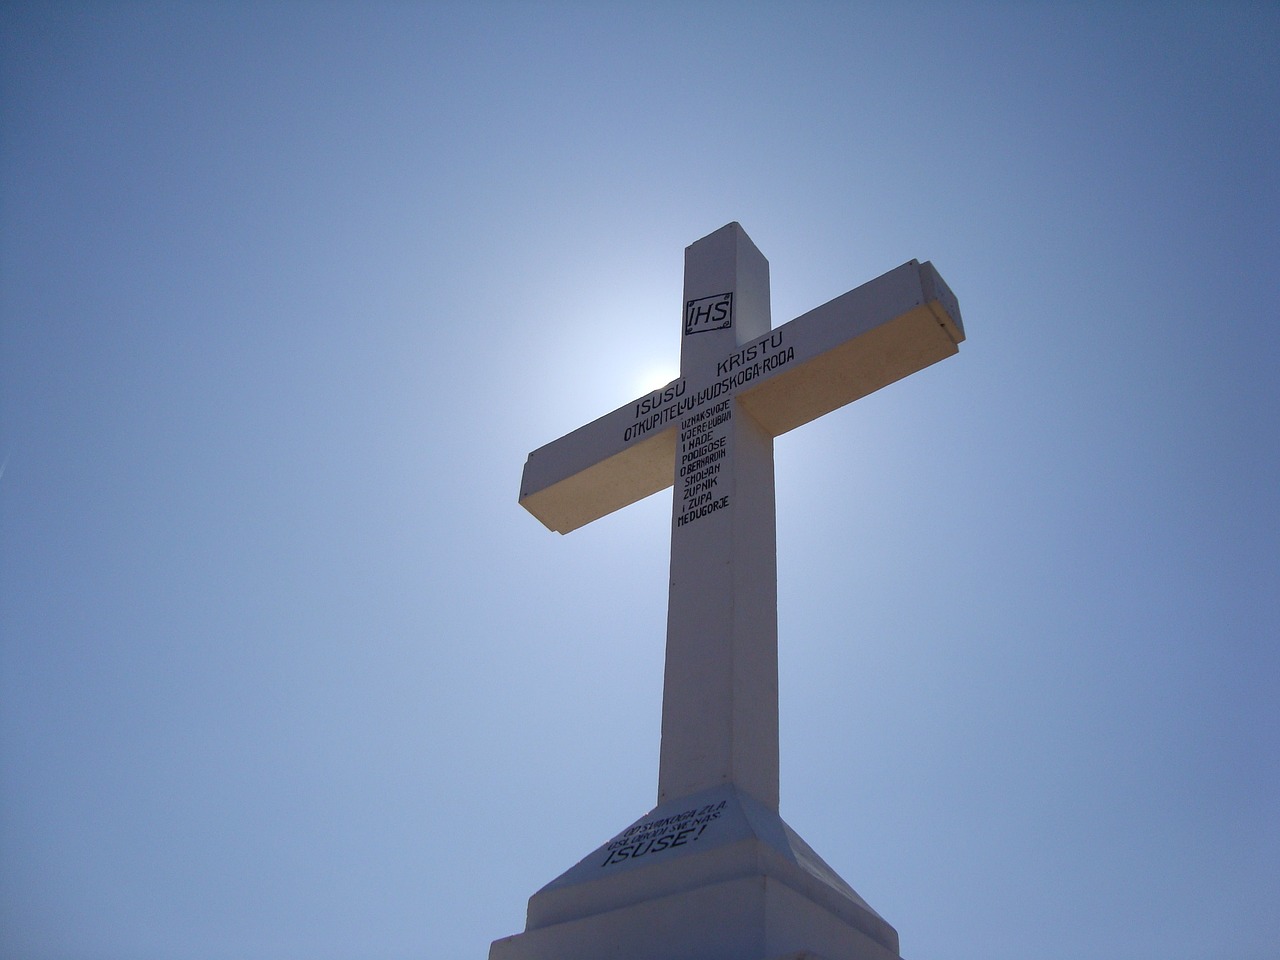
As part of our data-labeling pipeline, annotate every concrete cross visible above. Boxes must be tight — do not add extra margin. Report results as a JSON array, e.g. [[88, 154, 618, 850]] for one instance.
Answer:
[[520, 222, 963, 813]]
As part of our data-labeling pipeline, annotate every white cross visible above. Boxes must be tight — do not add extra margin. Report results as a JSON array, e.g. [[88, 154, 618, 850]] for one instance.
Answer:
[[520, 222, 963, 812]]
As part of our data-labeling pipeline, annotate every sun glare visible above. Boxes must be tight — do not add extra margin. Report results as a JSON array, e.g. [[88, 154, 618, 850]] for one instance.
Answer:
[[631, 362, 680, 401]]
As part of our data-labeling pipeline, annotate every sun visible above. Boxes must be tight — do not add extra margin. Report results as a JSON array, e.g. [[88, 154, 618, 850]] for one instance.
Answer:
[[631, 361, 680, 399]]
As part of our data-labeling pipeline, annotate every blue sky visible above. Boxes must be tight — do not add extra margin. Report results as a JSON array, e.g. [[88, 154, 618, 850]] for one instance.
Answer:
[[2, 3, 1277, 959]]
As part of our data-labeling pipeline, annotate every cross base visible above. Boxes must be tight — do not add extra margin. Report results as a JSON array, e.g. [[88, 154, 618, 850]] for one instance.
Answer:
[[488, 786, 902, 960]]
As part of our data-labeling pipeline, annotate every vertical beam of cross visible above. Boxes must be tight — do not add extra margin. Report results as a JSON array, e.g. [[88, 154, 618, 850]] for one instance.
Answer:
[[659, 224, 779, 808]]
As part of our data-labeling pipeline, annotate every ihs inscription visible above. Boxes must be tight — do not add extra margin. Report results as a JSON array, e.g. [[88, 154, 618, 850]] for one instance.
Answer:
[[684, 292, 733, 335]]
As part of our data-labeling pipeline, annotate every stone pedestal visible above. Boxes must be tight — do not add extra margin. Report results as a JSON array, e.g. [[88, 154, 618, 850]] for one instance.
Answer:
[[488, 786, 901, 960]]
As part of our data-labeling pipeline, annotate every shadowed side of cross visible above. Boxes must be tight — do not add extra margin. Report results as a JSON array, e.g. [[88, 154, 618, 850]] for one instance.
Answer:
[[520, 222, 963, 813]]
